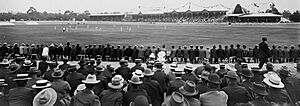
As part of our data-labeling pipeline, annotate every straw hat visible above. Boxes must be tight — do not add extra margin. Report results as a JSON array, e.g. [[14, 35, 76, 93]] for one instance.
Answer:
[[28, 67, 40, 74], [143, 68, 154, 76], [23, 60, 33, 67], [170, 62, 178, 70], [0, 79, 8, 87], [164, 92, 190, 106], [149, 53, 155, 58], [128, 76, 143, 85], [13, 74, 31, 81], [224, 71, 239, 79], [198, 70, 210, 80], [252, 82, 269, 96], [108, 75, 124, 89], [135, 59, 142, 63], [82, 74, 100, 84], [32, 80, 52, 89], [51, 69, 64, 78], [179, 81, 198, 96], [0, 59, 10, 65], [33, 88, 57, 106], [240, 68, 254, 78], [74, 84, 86, 95], [263, 73, 284, 88], [226, 64, 237, 72], [132, 69, 144, 78], [184, 63, 193, 71]]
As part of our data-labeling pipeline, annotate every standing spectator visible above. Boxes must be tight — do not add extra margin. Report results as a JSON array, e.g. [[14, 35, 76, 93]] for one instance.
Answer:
[[270, 45, 279, 63], [75, 44, 82, 60], [138, 45, 145, 62], [183, 46, 189, 63], [229, 44, 236, 63], [19, 43, 25, 57], [38, 56, 48, 75], [199, 45, 206, 63], [236, 44, 244, 62], [169, 46, 176, 62], [222, 71, 252, 106], [278, 46, 284, 63], [258, 37, 270, 68], [132, 45, 138, 62], [99, 75, 124, 106], [141, 69, 164, 106], [64, 42, 72, 60], [210, 45, 218, 64], [70, 45, 77, 61], [290, 45, 298, 63], [57, 44, 64, 60], [194, 45, 200, 63], [124, 46, 133, 61], [217, 45, 225, 63], [70, 74, 101, 106], [189, 45, 196, 63], [200, 73, 228, 106], [224, 46, 230, 62], [176, 46, 183, 62], [116, 45, 121, 61], [283, 45, 290, 62], [12, 43, 20, 55]]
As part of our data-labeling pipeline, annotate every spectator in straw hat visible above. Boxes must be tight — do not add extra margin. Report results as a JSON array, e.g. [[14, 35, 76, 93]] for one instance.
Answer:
[[115, 59, 131, 81], [263, 72, 293, 105], [130, 95, 151, 106], [51, 69, 71, 106], [32, 88, 57, 106], [99, 75, 124, 106], [166, 62, 178, 83], [196, 70, 210, 94], [65, 65, 85, 96], [179, 81, 200, 106], [32, 79, 52, 93], [124, 76, 150, 106], [167, 67, 185, 96], [70, 74, 101, 106], [152, 62, 168, 92], [222, 71, 252, 106], [182, 63, 198, 83], [200, 73, 228, 106], [43, 62, 57, 82], [249, 82, 278, 106], [9, 74, 35, 106], [162, 92, 190, 106], [141, 68, 164, 106], [26, 67, 42, 88]]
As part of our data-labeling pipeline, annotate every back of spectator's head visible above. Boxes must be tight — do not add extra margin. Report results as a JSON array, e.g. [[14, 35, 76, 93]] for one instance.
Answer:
[[262, 37, 267, 41]]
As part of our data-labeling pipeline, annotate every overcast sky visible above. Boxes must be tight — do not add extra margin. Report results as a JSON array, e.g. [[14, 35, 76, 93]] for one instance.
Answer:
[[0, 0, 299, 13]]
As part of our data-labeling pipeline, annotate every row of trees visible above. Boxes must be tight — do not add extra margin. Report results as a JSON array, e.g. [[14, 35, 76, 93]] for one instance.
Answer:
[[0, 7, 91, 21]]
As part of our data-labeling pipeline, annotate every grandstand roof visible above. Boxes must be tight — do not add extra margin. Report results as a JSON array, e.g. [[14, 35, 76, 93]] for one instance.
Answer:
[[89, 14, 124, 16], [238, 13, 282, 17]]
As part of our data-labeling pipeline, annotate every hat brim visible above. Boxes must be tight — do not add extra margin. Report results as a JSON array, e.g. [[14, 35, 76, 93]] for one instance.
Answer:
[[240, 73, 254, 78], [128, 80, 143, 84], [207, 80, 221, 84], [0, 62, 10, 65], [132, 72, 144, 78], [32, 83, 52, 89], [108, 83, 124, 89], [13, 78, 31, 81], [224, 75, 238, 79], [23, 63, 33, 67], [178, 87, 198, 96], [33, 88, 57, 106], [263, 78, 284, 88], [51, 71, 64, 78], [143, 72, 154, 76], [165, 95, 189, 106], [82, 80, 100, 84], [253, 88, 269, 96]]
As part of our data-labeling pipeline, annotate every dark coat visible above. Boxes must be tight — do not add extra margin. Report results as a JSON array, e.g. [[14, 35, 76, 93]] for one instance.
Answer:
[[123, 87, 150, 106], [271, 48, 279, 58], [249, 98, 277, 106], [189, 49, 195, 58], [222, 83, 252, 106], [253, 48, 259, 58], [77, 66, 89, 77], [194, 48, 199, 57], [229, 47, 236, 57], [115, 66, 131, 81], [8, 87, 35, 106], [0, 95, 9, 106], [199, 49, 206, 58], [210, 49, 218, 58], [152, 70, 168, 92], [175, 49, 183, 57], [167, 78, 185, 96], [124, 48, 133, 57], [141, 79, 164, 106], [183, 49, 189, 58], [217, 48, 225, 58], [70, 89, 101, 106], [258, 42, 270, 58], [99, 89, 123, 106], [43, 69, 55, 82], [236, 48, 244, 58], [181, 72, 198, 83], [290, 48, 298, 58], [266, 87, 293, 105], [66, 72, 85, 96]]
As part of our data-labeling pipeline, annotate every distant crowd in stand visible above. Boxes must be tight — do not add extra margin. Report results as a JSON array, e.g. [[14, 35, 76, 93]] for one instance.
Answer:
[[1, 42, 300, 64]]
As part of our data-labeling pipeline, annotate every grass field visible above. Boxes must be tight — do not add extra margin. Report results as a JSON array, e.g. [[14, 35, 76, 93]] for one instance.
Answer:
[[0, 21, 299, 48]]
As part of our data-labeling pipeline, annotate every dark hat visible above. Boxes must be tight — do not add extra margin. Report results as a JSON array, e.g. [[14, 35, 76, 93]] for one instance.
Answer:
[[14, 74, 31, 81], [51, 69, 64, 78], [48, 62, 58, 68], [62, 58, 68, 62], [251, 67, 261, 72], [95, 66, 105, 72], [179, 81, 198, 96], [266, 62, 274, 69], [164, 92, 189, 106], [225, 71, 239, 79], [78, 60, 85, 66], [129, 95, 149, 106], [240, 68, 254, 78], [278, 66, 291, 77], [143, 68, 154, 76], [67, 65, 77, 72], [119, 59, 128, 64], [217, 69, 228, 77], [207, 73, 221, 84], [155, 62, 163, 68], [28, 67, 40, 74], [128, 76, 143, 84], [9, 64, 21, 74], [252, 82, 269, 96], [241, 64, 248, 68]]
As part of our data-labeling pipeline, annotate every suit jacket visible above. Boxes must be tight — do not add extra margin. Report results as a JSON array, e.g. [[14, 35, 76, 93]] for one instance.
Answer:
[[189, 49, 195, 58], [258, 42, 270, 58], [167, 78, 185, 96], [210, 49, 217, 58], [51, 79, 71, 101], [71, 89, 101, 106], [175, 49, 183, 57], [66, 72, 85, 95], [266, 87, 293, 105], [8, 87, 35, 106], [236, 48, 244, 58], [222, 83, 252, 106], [152, 70, 168, 91], [183, 49, 189, 58], [200, 90, 228, 106], [99, 89, 123, 106], [181, 72, 198, 83], [217, 48, 225, 58], [141, 79, 164, 106], [115, 66, 131, 81], [123, 87, 150, 106]]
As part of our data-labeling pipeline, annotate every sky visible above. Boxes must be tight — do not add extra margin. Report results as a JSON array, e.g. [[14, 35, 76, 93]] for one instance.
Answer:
[[0, 0, 299, 14]]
